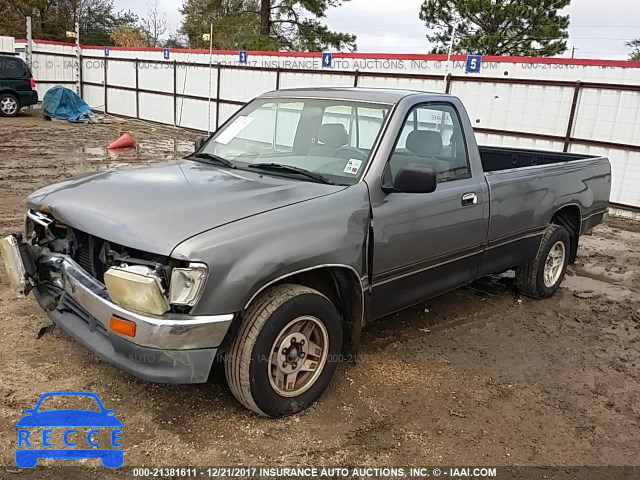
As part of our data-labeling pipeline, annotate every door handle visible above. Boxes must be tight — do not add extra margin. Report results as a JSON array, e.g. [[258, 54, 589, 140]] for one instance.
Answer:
[[461, 192, 478, 206]]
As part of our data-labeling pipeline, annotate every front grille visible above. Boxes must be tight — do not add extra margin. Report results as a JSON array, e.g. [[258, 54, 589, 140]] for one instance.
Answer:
[[75, 243, 93, 274], [69, 229, 106, 282]]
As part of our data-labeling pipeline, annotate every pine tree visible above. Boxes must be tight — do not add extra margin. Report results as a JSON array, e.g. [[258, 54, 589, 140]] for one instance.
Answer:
[[419, 0, 571, 56], [628, 39, 640, 61], [180, 0, 356, 51]]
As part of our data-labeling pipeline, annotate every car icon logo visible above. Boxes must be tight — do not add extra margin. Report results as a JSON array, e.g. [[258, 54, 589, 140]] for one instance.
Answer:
[[15, 391, 123, 468]]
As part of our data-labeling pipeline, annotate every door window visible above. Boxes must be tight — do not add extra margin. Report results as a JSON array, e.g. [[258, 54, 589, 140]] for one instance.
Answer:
[[389, 104, 470, 183]]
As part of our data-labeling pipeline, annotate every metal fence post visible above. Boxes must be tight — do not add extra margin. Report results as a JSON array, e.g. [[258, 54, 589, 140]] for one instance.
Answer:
[[74, 22, 80, 95], [215, 65, 222, 130], [563, 80, 582, 152], [25, 17, 32, 68], [173, 59, 177, 127], [135, 59, 139, 119], [103, 58, 108, 114]]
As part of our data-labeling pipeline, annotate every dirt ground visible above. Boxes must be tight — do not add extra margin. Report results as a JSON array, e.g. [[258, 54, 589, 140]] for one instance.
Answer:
[[0, 111, 639, 476]]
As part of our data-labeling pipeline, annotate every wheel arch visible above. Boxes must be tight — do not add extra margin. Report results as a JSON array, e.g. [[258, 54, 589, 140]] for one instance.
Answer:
[[242, 265, 365, 357], [550, 203, 581, 264], [0, 88, 20, 98]]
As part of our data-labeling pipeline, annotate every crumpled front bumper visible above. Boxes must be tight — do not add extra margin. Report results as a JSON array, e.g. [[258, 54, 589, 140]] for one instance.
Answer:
[[1, 236, 234, 384]]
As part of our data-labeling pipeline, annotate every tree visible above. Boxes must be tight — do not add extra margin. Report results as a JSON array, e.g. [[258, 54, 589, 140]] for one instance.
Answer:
[[110, 25, 147, 46], [76, 0, 139, 45], [180, 0, 261, 50], [180, 0, 357, 52], [628, 39, 640, 61], [419, 0, 571, 56], [0, 0, 138, 45], [260, 0, 356, 51], [0, 0, 26, 38], [141, 0, 167, 47]]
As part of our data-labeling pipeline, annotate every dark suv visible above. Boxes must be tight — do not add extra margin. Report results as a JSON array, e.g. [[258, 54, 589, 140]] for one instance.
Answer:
[[0, 55, 37, 117]]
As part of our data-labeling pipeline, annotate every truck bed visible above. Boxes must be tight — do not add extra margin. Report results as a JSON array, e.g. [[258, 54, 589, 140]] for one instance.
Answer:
[[479, 146, 594, 172]]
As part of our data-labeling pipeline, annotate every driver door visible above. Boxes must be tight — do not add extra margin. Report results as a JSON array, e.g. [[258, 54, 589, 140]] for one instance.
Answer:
[[370, 102, 488, 319]]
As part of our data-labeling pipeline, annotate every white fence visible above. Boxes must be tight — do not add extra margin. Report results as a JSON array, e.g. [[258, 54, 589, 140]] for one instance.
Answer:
[[9, 38, 640, 211]]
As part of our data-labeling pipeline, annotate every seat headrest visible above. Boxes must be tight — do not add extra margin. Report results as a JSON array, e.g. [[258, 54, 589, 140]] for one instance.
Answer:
[[317, 123, 349, 147], [406, 130, 443, 157]]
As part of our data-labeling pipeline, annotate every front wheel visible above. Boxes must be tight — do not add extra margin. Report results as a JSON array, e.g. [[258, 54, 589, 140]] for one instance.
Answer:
[[515, 224, 570, 299], [225, 284, 343, 417]]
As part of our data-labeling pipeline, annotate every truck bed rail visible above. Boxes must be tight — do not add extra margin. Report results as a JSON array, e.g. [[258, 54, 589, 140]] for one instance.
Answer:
[[479, 146, 594, 173]]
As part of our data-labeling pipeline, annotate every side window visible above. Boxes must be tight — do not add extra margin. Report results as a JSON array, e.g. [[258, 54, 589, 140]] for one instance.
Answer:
[[0, 57, 26, 78], [388, 104, 470, 183]]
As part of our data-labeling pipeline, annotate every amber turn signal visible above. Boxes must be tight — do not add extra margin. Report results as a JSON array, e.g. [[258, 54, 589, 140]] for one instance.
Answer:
[[109, 316, 137, 337]]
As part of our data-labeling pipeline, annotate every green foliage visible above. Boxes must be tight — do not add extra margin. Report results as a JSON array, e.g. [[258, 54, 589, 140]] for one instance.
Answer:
[[180, 0, 357, 51], [180, 0, 265, 49], [267, 0, 357, 51], [419, 0, 571, 56], [0, 0, 138, 45], [628, 38, 640, 61]]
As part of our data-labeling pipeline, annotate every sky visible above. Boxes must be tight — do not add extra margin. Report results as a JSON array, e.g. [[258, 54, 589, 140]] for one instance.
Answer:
[[113, 0, 640, 60]]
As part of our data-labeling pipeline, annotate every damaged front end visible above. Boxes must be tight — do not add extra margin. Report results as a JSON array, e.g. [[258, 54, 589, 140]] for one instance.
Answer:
[[20, 208, 211, 316], [0, 233, 35, 297], [0, 209, 233, 384], [24, 209, 175, 313]]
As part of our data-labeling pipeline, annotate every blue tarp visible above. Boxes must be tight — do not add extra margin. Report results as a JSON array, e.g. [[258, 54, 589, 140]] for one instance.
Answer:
[[42, 86, 92, 123]]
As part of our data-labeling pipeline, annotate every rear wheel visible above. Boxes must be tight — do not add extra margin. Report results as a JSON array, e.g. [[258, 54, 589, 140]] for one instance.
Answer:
[[0, 94, 19, 117], [515, 224, 570, 299], [225, 284, 342, 417]]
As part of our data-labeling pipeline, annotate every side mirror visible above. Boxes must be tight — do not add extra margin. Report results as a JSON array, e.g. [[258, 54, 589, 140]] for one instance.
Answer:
[[194, 135, 207, 151], [383, 163, 437, 194]]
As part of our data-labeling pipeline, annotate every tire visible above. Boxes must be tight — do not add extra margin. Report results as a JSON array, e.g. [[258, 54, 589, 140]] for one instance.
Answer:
[[515, 224, 570, 299], [0, 93, 20, 117], [225, 284, 343, 417]]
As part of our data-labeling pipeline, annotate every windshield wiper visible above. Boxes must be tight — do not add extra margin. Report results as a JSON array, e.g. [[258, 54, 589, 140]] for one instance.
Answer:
[[248, 163, 335, 185], [188, 152, 237, 169]]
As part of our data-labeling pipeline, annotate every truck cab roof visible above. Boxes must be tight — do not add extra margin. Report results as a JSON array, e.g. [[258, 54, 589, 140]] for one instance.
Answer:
[[260, 86, 451, 104]]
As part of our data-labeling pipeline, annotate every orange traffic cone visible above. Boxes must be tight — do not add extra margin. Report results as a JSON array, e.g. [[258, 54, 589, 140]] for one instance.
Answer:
[[108, 131, 136, 149]]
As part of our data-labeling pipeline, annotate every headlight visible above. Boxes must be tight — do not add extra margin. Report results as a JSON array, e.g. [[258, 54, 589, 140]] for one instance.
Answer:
[[104, 265, 169, 316], [169, 263, 207, 307]]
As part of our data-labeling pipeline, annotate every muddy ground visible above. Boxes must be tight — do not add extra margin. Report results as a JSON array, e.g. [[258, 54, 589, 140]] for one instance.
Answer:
[[0, 111, 639, 477]]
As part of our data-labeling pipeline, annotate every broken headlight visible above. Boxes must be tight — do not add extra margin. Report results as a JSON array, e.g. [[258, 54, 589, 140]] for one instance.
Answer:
[[104, 264, 170, 316], [169, 263, 207, 307]]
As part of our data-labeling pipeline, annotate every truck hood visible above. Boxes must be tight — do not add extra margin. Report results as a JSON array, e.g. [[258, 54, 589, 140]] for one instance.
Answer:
[[26, 159, 345, 256]]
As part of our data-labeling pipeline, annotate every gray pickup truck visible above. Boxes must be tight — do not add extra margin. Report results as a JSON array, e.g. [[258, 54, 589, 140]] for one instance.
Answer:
[[1, 88, 611, 417]]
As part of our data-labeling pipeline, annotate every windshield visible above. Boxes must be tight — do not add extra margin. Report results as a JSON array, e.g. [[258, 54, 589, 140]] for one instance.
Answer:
[[197, 97, 392, 185]]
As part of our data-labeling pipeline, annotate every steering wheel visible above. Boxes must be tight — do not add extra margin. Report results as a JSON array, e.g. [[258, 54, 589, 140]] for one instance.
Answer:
[[334, 146, 367, 160]]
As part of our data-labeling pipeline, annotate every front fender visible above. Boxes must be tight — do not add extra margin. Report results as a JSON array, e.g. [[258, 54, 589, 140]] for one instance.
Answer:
[[172, 183, 371, 315]]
